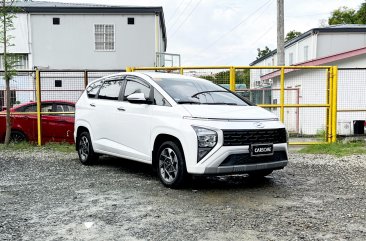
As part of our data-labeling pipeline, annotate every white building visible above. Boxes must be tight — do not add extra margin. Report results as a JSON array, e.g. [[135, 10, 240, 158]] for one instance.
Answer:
[[250, 25, 366, 135], [0, 1, 168, 106], [1, 1, 167, 70]]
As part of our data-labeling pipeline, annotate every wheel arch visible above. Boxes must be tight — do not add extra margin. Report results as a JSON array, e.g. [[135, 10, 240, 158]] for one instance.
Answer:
[[75, 126, 90, 150], [152, 134, 185, 171]]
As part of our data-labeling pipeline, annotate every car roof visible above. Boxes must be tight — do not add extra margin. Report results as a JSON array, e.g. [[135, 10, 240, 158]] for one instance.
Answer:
[[13, 100, 75, 110], [87, 72, 200, 86]]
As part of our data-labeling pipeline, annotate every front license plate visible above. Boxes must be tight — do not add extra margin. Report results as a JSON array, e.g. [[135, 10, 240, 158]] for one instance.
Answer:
[[251, 144, 274, 156]]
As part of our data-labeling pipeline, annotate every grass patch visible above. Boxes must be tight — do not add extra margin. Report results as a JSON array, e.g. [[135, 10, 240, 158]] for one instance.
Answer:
[[0, 142, 75, 153], [299, 142, 366, 157], [41, 142, 75, 153]]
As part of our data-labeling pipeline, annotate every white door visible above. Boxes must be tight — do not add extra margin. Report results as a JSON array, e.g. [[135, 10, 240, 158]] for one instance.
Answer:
[[90, 78, 125, 153], [114, 76, 153, 163]]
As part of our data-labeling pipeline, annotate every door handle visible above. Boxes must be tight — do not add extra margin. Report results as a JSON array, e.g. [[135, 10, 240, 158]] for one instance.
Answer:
[[117, 107, 126, 111], [90, 103, 96, 107]]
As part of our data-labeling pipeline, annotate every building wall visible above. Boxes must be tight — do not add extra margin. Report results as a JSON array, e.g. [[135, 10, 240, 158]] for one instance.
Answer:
[[284, 35, 314, 66], [269, 55, 366, 135], [334, 56, 366, 129], [30, 13, 162, 69], [317, 32, 366, 59]]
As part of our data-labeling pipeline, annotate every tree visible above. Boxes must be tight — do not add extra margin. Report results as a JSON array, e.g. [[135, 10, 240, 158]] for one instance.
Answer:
[[355, 2, 366, 24], [285, 30, 302, 42], [0, 0, 19, 144], [199, 69, 250, 87], [327, 3, 366, 25], [328, 6, 357, 25], [256, 46, 271, 59]]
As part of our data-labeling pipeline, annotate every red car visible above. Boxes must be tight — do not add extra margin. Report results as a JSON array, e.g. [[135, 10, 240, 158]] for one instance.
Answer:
[[0, 100, 75, 144]]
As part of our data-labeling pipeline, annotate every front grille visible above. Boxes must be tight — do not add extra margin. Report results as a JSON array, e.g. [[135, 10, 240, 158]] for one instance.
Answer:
[[222, 128, 287, 146], [219, 151, 287, 166]]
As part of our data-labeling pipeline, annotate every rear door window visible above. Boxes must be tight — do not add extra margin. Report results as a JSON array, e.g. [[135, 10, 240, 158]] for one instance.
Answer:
[[86, 80, 103, 98]]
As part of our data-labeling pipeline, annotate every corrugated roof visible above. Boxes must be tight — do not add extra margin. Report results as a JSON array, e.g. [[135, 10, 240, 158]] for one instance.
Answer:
[[14, 1, 138, 9]]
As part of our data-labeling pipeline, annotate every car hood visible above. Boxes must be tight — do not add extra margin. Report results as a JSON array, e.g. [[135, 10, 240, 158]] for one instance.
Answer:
[[182, 105, 278, 120]]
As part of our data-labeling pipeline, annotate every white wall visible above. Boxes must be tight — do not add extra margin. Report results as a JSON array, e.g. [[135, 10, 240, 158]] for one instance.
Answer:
[[317, 32, 366, 58], [267, 69, 327, 135], [30, 14, 159, 69], [332, 56, 366, 126]]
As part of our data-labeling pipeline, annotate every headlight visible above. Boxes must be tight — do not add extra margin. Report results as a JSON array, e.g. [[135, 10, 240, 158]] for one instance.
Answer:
[[192, 126, 217, 162]]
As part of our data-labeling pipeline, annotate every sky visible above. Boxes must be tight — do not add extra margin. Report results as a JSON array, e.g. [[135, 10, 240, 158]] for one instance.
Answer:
[[39, 0, 365, 66]]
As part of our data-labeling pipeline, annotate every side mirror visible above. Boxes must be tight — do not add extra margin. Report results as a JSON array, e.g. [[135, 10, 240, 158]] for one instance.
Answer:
[[127, 93, 152, 104]]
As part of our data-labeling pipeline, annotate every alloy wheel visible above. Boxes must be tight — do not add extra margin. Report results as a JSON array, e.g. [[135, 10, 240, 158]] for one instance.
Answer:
[[79, 135, 89, 161], [159, 147, 178, 183]]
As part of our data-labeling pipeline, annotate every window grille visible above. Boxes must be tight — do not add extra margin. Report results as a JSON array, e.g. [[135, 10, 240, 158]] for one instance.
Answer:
[[94, 24, 115, 51]]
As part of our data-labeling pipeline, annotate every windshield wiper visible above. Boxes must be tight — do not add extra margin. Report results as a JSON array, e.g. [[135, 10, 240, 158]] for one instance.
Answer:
[[191, 90, 228, 98], [205, 102, 238, 105], [177, 101, 201, 104]]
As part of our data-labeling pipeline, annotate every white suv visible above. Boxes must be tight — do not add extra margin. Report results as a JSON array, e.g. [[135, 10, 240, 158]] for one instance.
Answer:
[[75, 72, 288, 188]]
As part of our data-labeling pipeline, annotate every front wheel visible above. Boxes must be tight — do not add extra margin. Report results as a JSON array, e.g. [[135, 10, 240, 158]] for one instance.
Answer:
[[77, 131, 98, 165], [157, 141, 188, 188]]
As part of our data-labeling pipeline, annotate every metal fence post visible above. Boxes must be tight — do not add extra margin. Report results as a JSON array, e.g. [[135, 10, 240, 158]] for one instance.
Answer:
[[35, 69, 42, 146], [83, 71, 88, 88], [280, 67, 285, 123], [180, 68, 184, 75], [229, 67, 236, 91], [327, 67, 333, 143], [332, 66, 338, 143]]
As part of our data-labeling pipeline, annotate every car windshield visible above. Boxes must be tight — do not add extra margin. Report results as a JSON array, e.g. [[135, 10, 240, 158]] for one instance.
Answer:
[[152, 77, 249, 106]]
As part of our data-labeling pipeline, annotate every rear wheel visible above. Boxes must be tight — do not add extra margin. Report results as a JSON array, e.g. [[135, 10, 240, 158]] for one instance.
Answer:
[[77, 131, 98, 165], [157, 141, 188, 188], [10, 131, 27, 143]]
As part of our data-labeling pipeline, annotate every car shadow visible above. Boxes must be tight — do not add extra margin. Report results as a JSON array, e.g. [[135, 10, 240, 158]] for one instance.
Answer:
[[94, 155, 156, 178], [93, 155, 281, 191]]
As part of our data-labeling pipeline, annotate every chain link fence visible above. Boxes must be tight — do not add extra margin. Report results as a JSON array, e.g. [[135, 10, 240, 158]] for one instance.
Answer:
[[0, 70, 124, 144], [337, 68, 366, 136]]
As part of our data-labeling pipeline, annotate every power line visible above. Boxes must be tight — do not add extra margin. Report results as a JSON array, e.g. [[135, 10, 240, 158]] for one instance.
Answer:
[[167, 0, 193, 33], [166, 0, 185, 21], [170, 0, 203, 38], [199, 0, 273, 54]]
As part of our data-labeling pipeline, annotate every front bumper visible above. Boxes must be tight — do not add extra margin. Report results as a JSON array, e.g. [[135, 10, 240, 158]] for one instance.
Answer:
[[190, 143, 288, 175]]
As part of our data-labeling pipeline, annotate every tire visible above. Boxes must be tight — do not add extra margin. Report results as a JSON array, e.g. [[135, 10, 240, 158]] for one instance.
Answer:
[[249, 169, 273, 178], [10, 131, 27, 143], [77, 131, 98, 165], [156, 141, 188, 188]]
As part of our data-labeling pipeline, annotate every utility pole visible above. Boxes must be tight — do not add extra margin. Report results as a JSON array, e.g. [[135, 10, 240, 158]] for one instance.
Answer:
[[277, 0, 285, 66]]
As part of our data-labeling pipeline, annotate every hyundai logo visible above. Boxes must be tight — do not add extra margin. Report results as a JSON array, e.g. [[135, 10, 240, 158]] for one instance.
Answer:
[[254, 122, 265, 128]]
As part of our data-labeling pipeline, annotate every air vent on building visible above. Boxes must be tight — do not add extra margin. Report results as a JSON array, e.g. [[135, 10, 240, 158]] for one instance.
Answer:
[[128, 17, 134, 25], [53, 18, 60, 25], [55, 80, 62, 87]]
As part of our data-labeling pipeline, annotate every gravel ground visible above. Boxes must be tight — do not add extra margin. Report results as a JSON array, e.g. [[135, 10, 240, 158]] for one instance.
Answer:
[[0, 148, 365, 241]]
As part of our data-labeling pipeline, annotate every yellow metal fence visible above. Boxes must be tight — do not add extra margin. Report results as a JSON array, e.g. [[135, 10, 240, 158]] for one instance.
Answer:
[[0, 66, 338, 145], [128, 66, 338, 145]]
